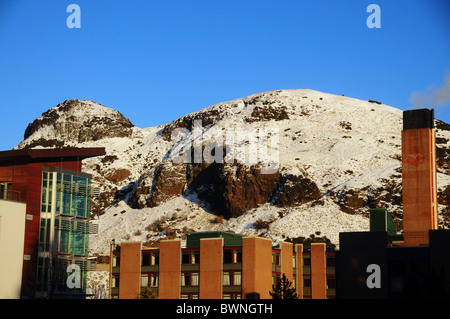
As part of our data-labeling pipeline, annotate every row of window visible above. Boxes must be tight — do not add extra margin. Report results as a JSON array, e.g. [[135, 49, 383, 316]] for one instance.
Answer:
[[273, 251, 336, 268], [110, 272, 336, 299], [116, 248, 245, 267], [111, 271, 243, 289], [114, 250, 336, 269], [137, 273, 336, 289]]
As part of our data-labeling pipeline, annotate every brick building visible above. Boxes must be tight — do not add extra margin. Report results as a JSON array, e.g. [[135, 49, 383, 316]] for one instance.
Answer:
[[109, 232, 336, 299]]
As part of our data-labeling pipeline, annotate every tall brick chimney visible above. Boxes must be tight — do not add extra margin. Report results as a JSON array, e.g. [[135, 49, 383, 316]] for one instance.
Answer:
[[401, 108, 438, 246]]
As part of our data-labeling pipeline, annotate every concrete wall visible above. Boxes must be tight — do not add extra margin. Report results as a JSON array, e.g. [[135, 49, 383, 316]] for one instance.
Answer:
[[159, 240, 181, 299], [311, 243, 326, 299], [295, 244, 303, 299], [118, 242, 142, 299], [242, 237, 272, 299], [0, 200, 26, 299], [199, 238, 223, 299]]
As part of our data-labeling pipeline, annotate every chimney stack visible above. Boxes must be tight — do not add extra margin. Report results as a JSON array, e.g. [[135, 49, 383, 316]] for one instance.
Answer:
[[401, 108, 438, 246]]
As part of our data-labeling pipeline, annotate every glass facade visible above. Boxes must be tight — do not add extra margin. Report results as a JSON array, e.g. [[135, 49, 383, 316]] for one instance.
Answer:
[[36, 166, 93, 297]]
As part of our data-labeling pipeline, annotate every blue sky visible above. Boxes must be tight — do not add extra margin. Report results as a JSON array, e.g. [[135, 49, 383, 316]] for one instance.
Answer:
[[0, 0, 449, 150]]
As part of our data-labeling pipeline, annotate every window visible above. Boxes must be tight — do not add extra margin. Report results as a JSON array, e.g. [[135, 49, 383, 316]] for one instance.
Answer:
[[234, 249, 242, 263], [182, 250, 199, 264], [192, 251, 200, 264], [140, 273, 158, 288], [141, 274, 149, 287], [112, 275, 120, 288], [152, 252, 159, 265], [233, 272, 242, 285], [223, 293, 241, 299], [223, 272, 230, 286], [181, 272, 199, 286], [272, 273, 281, 286], [142, 251, 159, 266], [327, 276, 336, 289], [272, 252, 281, 266], [191, 273, 199, 286], [182, 251, 191, 264], [223, 250, 233, 264], [181, 294, 198, 299], [142, 253, 151, 266], [326, 254, 335, 267], [223, 271, 241, 286], [150, 273, 159, 287], [112, 254, 120, 267], [223, 249, 241, 264], [0, 182, 11, 200], [56, 172, 91, 218]]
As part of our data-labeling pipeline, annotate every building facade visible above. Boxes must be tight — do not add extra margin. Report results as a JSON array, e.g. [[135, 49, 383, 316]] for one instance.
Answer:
[[36, 165, 96, 297], [108, 232, 336, 299], [335, 109, 450, 299], [0, 199, 27, 299], [0, 147, 105, 298]]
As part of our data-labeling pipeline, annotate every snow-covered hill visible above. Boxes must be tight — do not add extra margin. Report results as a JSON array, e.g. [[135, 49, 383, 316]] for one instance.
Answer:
[[16, 89, 450, 255]]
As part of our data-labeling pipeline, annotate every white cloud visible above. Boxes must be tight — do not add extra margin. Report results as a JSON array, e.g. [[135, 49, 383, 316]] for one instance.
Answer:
[[410, 73, 450, 110]]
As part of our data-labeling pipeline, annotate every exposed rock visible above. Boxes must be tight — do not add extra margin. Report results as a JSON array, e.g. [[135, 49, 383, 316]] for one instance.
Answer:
[[104, 168, 132, 183], [127, 161, 281, 219], [217, 164, 280, 218], [161, 109, 223, 141], [22, 99, 134, 144], [272, 173, 321, 207], [147, 163, 187, 207], [246, 105, 289, 122]]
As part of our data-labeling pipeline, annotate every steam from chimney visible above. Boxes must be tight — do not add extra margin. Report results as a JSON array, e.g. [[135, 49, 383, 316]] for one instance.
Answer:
[[409, 73, 450, 112]]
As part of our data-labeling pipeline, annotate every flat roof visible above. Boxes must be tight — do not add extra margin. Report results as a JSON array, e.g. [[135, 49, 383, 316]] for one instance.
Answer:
[[0, 147, 106, 165]]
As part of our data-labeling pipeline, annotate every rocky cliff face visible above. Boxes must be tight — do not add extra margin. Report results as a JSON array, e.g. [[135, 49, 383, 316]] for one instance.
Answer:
[[21, 99, 134, 146], [15, 90, 450, 254]]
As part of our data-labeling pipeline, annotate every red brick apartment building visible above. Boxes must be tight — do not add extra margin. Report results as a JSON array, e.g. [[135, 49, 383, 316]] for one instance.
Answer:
[[108, 232, 336, 299]]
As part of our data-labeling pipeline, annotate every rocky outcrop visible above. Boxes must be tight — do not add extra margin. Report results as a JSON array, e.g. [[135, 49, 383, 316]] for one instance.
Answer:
[[161, 109, 224, 142], [272, 173, 321, 207], [104, 168, 132, 183], [22, 99, 134, 144], [125, 159, 323, 219], [245, 105, 290, 123], [205, 164, 281, 218]]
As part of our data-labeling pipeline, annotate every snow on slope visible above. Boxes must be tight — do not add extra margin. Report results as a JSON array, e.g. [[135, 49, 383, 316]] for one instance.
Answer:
[[17, 89, 449, 256], [86, 89, 405, 255]]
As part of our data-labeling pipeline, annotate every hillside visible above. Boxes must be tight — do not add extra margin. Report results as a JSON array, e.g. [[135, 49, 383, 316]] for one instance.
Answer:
[[16, 89, 450, 255]]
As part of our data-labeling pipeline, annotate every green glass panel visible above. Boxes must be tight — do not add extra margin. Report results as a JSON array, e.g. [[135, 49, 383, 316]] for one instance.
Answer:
[[70, 232, 79, 254], [60, 230, 70, 253]]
